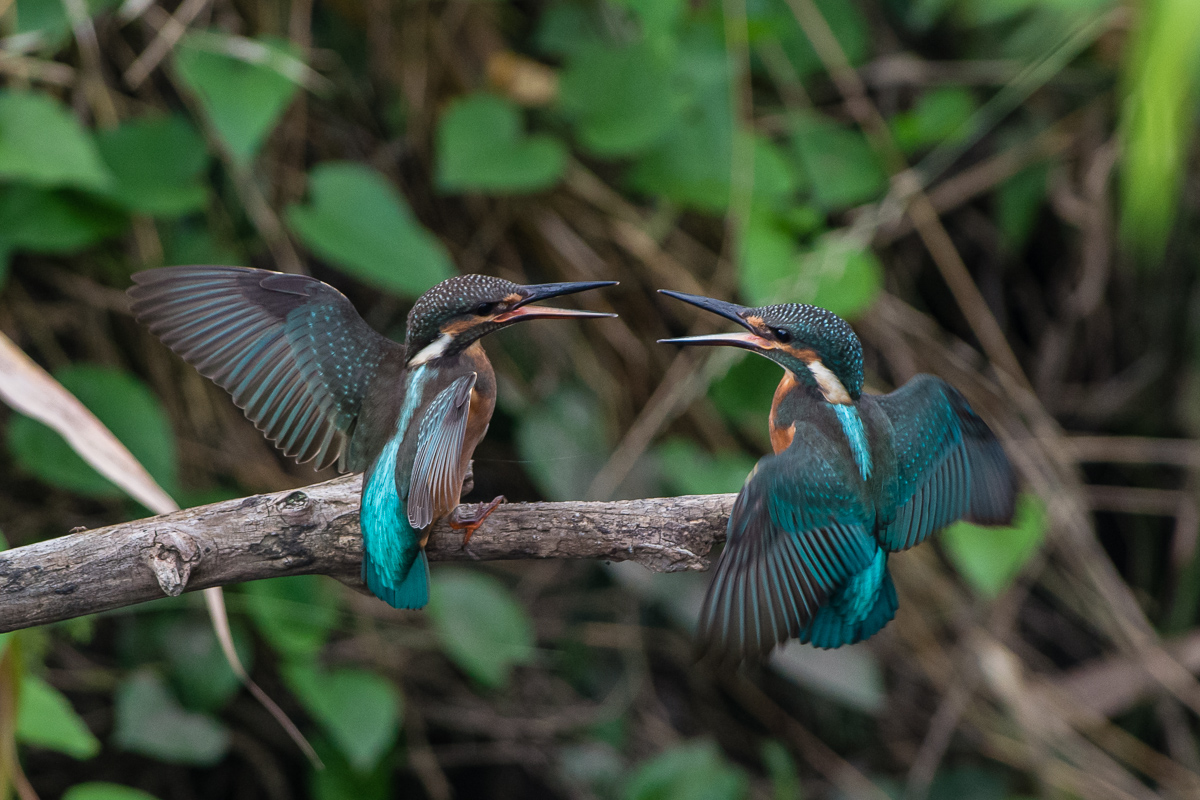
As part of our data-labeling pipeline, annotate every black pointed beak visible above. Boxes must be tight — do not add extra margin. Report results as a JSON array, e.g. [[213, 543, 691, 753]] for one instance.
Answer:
[[495, 281, 618, 322], [658, 290, 752, 328], [656, 290, 773, 350]]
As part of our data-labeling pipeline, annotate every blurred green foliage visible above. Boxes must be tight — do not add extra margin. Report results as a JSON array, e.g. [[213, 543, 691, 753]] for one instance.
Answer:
[[62, 785, 161, 800], [0, 92, 112, 191], [428, 569, 536, 688], [7, 365, 177, 499], [437, 93, 568, 193], [113, 670, 231, 765], [2, 0, 1196, 795], [625, 740, 748, 800], [941, 494, 1047, 599], [283, 664, 403, 772], [1119, 0, 1200, 259], [174, 33, 305, 163], [16, 675, 101, 760], [286, 162, 454, 296]]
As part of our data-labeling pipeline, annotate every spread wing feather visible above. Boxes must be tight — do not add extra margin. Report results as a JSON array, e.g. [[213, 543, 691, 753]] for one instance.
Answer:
[[129, 266, 399, 471], [698, 444, 877, 661], [874, 375, 1016, 552]]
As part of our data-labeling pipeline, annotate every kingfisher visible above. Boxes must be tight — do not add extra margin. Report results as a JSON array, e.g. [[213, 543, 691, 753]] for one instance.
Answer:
[[129, 266, 616, 609], [659, 290, 1016, 659]]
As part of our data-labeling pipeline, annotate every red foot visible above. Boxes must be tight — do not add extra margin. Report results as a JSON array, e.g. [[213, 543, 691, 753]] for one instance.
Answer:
[[449, 495, 506, 549]]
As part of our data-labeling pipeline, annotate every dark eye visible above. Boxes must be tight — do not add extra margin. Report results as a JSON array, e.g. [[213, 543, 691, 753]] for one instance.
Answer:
[[475, 302, 498, 316], [773, 328, 792, 343]]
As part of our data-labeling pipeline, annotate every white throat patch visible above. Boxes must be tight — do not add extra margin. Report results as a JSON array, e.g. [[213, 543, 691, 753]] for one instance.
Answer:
[[807, 359, 851, 405], [408, 332, 453, 367]]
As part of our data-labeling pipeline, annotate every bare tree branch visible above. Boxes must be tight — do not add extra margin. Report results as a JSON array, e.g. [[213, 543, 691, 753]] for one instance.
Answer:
[[0, 475, 733, 633]]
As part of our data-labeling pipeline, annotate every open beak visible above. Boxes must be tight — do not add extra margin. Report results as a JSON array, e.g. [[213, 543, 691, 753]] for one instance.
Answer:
[[493, 281, 618, 323], [656, 290, 773, 351]]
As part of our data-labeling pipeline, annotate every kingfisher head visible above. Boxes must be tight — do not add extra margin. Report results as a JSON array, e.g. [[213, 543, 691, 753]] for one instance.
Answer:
[[658, 290, 864, 404], [405, 275, 616, 367]]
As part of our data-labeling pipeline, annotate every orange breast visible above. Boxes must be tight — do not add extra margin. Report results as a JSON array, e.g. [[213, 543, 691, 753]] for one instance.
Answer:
[[769, 371, 798, 454], [457, 342, 496, 490]]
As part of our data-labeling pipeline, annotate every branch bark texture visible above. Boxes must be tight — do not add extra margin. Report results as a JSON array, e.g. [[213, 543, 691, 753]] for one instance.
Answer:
[[0, 475, 734, 633]]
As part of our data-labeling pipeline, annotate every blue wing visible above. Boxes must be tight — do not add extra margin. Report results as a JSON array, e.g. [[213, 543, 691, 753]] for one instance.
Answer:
[[408, 373, 476, 530], [873, 375, 1016, 552], [698, 437, 880, 660], [129, 266, 399, 471], [799, 549, 898, 649]]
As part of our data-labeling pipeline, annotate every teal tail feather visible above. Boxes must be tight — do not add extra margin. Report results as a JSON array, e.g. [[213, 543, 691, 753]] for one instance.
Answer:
[[361, 430, 430, 609], [362, 548, 430, 610], [799, 560, 898, 649]]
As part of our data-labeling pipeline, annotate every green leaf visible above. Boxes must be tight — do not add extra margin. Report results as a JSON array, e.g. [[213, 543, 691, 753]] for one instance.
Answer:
[[95, 116, 209, 217], [789, 112, 887, 211], [755, 0, 870, 78], [161, 619, 252, 713], [534, 2, 605, 57], [436, 93, 567, 193], [174, 33, 303, 163], [161, 221, 245, 267], [927, 766, 1011, 800], [283, 664, 402, 772], [286, 162, 454, 297], [996, 164, 1048, 251], [13, 0, 121, 46], [514, 387, 607, 501], [956, 0, 1039, 26], [760, 741, 802, 800], [631, 128, 796, 213], [15, 0, 72, 40], [610, 0, 686, 41], [113, 671, 230, 766], [559, 42, 682, 156], [890, 87, 977, 153], [62, 784, 161, 800], [310, 735, 393, 800], [16, 675, 101, 759], [0, 92, 113, 190], [625, 740, 748, 800], [427, 569, 535, 688], [0, 244, 10, 289], [626, 30, 796, 212], [0, 185, 126, 254], [941, 493, 1046, 598], [708, 353, 777, 445], [242, 575, 341, 660], [656, 439, 755, 496], [7, 365, 177, 499], [740, 223, 882, 318]]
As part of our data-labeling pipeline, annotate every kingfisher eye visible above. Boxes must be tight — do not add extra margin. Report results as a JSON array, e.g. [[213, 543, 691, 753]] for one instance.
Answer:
[[773, 328, 792, 343], [475, 302, 498, 316]]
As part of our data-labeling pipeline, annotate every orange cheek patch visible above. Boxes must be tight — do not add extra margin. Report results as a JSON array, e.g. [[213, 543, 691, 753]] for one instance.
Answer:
[[503, 292, 523, 305], [441, 318, 476, 335], [785, 345, 819, 363]]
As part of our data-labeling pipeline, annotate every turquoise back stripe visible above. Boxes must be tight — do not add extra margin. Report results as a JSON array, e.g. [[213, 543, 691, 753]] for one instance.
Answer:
[[833, 403, 872, 481]]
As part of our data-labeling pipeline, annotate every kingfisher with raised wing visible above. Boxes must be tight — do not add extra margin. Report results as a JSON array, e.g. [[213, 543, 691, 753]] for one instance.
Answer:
[[130, 267, 615, 610], [659, 290, 1016, 659]]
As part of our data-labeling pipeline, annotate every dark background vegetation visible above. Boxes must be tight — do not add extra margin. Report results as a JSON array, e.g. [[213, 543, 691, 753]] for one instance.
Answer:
[[1, 0, 1199, 797]]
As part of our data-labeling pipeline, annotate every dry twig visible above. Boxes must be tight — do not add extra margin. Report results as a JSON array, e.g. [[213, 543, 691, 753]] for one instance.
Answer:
[[0, 475, 732, 633]]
